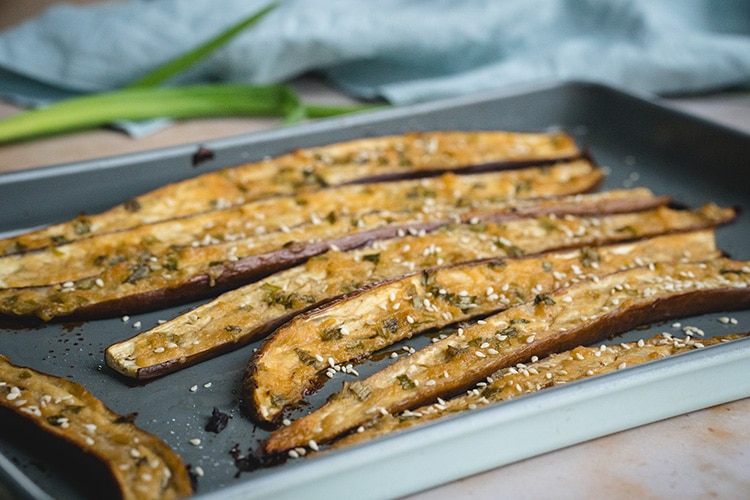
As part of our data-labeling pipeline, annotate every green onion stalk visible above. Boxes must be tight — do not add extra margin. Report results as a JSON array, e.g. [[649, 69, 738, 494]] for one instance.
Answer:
[[0, 2, 384, 145], [0, 84, 379, 144]]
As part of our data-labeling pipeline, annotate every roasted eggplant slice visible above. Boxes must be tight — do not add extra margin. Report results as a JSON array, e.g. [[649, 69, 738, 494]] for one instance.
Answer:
[[0, 356, 193, 499], [106, 204, 732, 381], [263, 258, 750, 453], [0, 131, 580, 255], [0, 161, 602, 321], [330, 332, 747, 450], [246, 230, 720, 425]]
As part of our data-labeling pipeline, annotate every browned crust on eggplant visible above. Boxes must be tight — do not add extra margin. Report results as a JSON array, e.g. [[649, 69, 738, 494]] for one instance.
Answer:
[[0, 163, 608, 320], [0, 131, 581, 256], [244, 230, 721, 426], [262, 258, 750, 453], [0, 356, 193, 499], [330, 332, 748, 450], [104, 203, 732, 382]]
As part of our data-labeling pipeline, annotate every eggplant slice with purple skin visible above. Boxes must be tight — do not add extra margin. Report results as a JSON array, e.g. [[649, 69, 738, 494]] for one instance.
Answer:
[[263, 257, 750, 454], [0, 131, 581, 256], [245, 229, 721, 426], [0, 355, 193, 500]]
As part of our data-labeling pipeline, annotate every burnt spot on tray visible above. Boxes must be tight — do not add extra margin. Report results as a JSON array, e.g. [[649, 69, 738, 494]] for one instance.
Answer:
[[192, 146, 215, 167], [205, 407, 231, 433]]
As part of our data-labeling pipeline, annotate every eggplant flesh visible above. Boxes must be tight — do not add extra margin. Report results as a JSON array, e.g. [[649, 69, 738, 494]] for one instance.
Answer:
[[263, 258, 750, 453]]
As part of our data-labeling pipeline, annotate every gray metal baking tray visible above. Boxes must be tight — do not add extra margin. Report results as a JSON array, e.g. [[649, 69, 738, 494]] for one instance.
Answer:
[[1, 80, 749, 499]]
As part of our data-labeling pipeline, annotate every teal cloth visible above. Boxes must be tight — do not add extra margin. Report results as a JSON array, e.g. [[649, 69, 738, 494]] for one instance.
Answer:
[[0, 0, 748, 133]]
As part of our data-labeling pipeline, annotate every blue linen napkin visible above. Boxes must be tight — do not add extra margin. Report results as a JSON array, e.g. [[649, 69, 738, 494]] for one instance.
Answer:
[[0, 0, 748, 135]]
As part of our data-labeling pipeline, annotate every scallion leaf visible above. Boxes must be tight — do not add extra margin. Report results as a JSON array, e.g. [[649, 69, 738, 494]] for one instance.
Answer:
[[0, 84, 381, 144], [127, 2, 279, 89]]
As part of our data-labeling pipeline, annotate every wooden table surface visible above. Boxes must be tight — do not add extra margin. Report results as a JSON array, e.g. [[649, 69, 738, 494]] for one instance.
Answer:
[[1, 4, 750, 499]]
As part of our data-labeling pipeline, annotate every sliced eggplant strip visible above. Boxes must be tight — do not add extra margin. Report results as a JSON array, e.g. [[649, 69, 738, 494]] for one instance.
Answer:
[[0, 355, 193, 499], [0, 131, 580, 256], [0, 167, 611, 321], [246, 230, 720, 425], [263, 258, 750, 453], [105, 204, 732, 381], [0, 160, 600, 289], [331, 332, 747, 450]]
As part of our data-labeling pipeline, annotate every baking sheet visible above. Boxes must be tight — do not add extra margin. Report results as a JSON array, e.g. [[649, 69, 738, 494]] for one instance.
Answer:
[[1, 80, 749, 499]]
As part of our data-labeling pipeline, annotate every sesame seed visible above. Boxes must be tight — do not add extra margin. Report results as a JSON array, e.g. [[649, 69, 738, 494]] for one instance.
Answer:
[[189, 438, 201, 446], [6, 387, 21, 400]]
